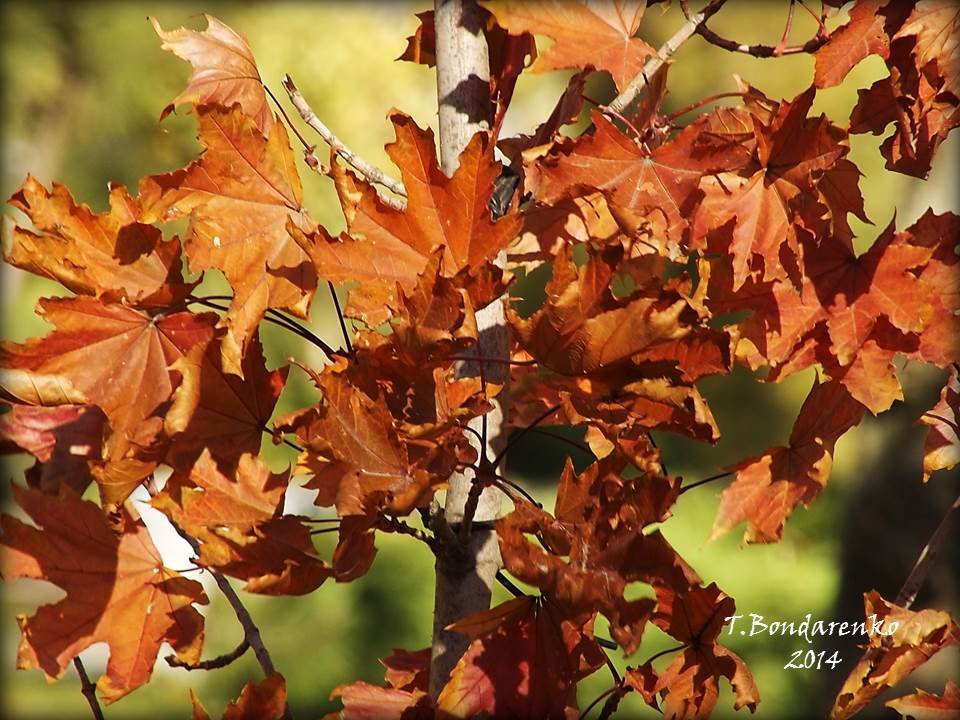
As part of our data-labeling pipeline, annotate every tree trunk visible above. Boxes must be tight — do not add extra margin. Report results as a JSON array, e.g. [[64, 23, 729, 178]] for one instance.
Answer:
[[429, 0, 508, 699]]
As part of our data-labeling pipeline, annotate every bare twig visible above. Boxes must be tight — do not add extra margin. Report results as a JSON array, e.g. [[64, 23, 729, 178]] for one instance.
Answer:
[[327, 280, 354, 355], [147, 480, 291, 719], [281, 74, 407, 209], [166, 639, 250, 671], [895, 490, 960, 608], [608, 0, 728, 114], [679, 0, 830, 58], [73, 657, 105, 720]]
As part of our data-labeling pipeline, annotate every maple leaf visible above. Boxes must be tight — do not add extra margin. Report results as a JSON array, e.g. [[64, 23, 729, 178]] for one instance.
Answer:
[[0, 485, 207, 703], [813, 0, 891, 89], [710, 378, 865, 544], [436, 596, 606, 719], [5, 175, 190, 306], [291, 112, 521, 325], [905, 210, 960, 367], [329, 647, 433, 719], [510, 244, 699, 375], [0, 297, 217, 501], [0, 402, 105, 494], [830, 591, 960, 720], [849, 1, 960, 177], [191, 674, 287, 720], [533, 110, 743, 246], [919, 366, 960, 482], [498, 456, 697, 653], [651, 583, 760, 718], [151, 14, 273, 134], [154, 450, 364, 595], [886, 680, 960, 720], [695, 87, 852, 290], [141, 103, 316, 374], [276, 366, 435, 517], [165, 332, 287, 475], [480, 1, 656, 92]]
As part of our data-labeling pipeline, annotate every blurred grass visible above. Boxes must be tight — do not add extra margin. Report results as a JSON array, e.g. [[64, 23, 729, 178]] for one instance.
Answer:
[[1, 2, 957, 719]]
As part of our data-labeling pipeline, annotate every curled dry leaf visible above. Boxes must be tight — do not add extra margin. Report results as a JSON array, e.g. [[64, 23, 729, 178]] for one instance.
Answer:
[[0, 402, 106, 494], [919, 366, 960, 482], [4, 175, 190, 307], [886, 680, 960, 720], [830, 591, 960, 720], [191, 673, 287, 720]]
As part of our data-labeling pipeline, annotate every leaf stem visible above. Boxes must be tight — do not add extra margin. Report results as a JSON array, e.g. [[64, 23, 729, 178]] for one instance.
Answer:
[[493, 404, 562, 467], [327, 280, 354, 355], [680, 471, 732, 494], [73, 657, 104, 720]]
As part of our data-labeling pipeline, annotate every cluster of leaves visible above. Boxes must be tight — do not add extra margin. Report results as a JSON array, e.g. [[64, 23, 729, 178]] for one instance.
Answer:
[[1, 1, 958, 719]]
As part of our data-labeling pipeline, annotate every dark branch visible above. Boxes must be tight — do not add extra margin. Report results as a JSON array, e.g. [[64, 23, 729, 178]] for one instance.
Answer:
[[166, 639, 250, 671], [73, 657, 104, 720]]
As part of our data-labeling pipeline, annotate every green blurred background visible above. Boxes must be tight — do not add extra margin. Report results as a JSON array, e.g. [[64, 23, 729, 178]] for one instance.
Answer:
[[1, 2, 957, 718]]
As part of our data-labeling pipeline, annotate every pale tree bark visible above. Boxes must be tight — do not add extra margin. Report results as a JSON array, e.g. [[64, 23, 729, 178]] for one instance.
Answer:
[[429, 0, 508, 699]]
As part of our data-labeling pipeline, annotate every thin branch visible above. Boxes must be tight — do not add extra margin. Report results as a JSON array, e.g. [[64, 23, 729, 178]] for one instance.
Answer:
[[679, 0, 830, 58], [895, 490, 960, 609], [493, 404, 562, 467], [495, 570, 525, 598], [666, 91, 748, 121], [644, 643, 686, 664], [608, 0, 728, 114], [282, 74, 407, 208], [680, 471, 732, 494], [73, 657, 105, 720], [774, 0, 797, 56], [327, 281, 354, 355], [152, 487, 291, 719], [166, 639, 250, 671], [528, 428, 595, 457], [187, 296, 339, 358], [378, 516, 437, 549]]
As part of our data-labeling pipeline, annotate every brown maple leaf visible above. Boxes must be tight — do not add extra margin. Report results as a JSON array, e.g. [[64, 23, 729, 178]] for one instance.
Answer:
[[191, 673, 287, 720], [0, 297, 217, 501], [919, 366, 959, 482], [151, 14, 273, 134], [141, 103, 316, 374], [886, 680, 960, 719], [830, 591, 960, 720], [165, 332, 287, 475], [650, 582, 759, 718], [5, 175, 189, 306], [154, 450, 365, 595], [710, 378, 865, 544], [480, 0, 655, 92], [814, 0, 891, 89], [0, 486, 207, 703], [437, 596, 606, 719], [291, 112, 520, 325]]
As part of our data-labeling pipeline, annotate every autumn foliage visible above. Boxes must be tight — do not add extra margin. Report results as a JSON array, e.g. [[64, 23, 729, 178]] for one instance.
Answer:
[[1, 2, 959, 719]]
